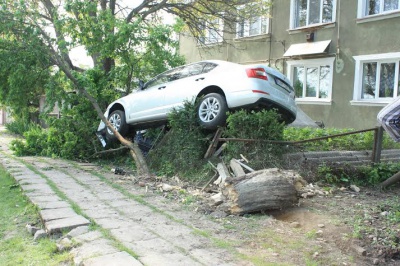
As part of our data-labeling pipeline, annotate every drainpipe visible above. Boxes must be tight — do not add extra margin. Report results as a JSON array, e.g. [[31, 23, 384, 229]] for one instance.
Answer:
[[268, 2, 273, 67]]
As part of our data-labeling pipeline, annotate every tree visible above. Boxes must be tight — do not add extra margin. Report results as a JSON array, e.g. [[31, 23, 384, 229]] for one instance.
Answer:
[[0, 0, 270, 177]]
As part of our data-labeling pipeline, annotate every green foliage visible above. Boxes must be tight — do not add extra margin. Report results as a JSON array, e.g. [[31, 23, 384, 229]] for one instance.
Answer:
[[283, 127, 400, 151], [5, 119, 40, 135], [147, 101, 211, 179], [316, 162, 400, 186], [223, 109, 285, 169]]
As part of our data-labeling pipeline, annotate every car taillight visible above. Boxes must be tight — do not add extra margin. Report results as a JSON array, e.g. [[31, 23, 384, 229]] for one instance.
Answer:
[[246, 68, 268, 80]]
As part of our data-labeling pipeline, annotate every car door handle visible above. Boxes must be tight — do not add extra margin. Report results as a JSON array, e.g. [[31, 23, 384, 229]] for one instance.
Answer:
[[158, 86, 166, 90], [195, 77, 205, 81]]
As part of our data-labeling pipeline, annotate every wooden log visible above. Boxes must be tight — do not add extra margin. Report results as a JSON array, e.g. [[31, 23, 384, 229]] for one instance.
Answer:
[[214, 162, 231, 186], [379, 170, 400, 189], [221, 168, 299, 215], [229, 159, 245, 177]]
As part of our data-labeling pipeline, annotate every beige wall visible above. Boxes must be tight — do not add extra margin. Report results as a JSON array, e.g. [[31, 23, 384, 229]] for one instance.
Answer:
[[179, 1, 400, 129]]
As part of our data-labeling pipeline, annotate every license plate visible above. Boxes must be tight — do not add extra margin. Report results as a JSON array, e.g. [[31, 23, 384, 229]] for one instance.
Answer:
[[96, 132, 107, 147]]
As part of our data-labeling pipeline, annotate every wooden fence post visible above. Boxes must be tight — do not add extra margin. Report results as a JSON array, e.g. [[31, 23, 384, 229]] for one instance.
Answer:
[[372, 126, 384, 163]]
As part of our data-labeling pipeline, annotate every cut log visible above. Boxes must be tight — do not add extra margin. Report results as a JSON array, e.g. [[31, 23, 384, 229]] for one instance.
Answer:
[[221, 168, 299, 215], [379, 170, 400, 189], [214, 162, 231, 186], [229, 159, 245, 177]]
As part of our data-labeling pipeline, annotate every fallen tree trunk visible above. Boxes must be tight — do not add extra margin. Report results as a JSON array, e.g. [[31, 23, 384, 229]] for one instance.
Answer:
[[379, 170, 400, 189], [221, 168, 299, 215]]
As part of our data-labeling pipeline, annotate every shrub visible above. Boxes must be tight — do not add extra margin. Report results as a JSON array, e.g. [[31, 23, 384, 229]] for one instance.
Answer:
[[147, 101, 211, 179], [223, 109, 286, 169]]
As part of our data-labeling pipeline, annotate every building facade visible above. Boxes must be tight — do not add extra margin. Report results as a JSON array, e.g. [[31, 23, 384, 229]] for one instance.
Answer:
[[179, 0, 400, 129]]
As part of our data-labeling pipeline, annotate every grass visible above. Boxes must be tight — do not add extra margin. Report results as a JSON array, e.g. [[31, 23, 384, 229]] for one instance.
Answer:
[[0, 165, 72, 265]]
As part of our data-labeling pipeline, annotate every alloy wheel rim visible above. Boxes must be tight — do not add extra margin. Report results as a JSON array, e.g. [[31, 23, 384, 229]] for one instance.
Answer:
[[107, 113, 121, 135], [199, 97, 220, 122]]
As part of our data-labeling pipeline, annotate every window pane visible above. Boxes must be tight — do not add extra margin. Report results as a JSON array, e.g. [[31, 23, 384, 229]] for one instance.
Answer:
[[295, 0, 307, 27], [366, 0, 380, 15], [309, 0, 321, 25], [237, 21, 245, 38], [306, 67, 318, 97], [261, 17, 268, 34], [322, 0, 333, 23], [293, 66, 305, 98], [361, 62, 377, 99], [319, 66, 330, 98], [379, 63, 395, 98], [249, 17, 260, 36], [384, 0, 399, 11]]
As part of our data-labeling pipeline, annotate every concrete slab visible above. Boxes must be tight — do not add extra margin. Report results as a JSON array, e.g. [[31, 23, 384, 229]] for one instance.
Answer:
[[40, 208, 78, 222], [71, 238, 119, 265], [29, 195, 63, 205], [139, 251, 201, 266], [45, 215, 90, 234], [83, 251, 143, 266], [110, 226, 157, 243], [73, 231, 103, 244], [36, 201, 71, 209], [20, 183, 54, 194]]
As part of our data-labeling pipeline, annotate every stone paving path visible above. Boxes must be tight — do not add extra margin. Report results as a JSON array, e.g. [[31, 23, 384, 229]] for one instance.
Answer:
[[0, 130, 244, 266]]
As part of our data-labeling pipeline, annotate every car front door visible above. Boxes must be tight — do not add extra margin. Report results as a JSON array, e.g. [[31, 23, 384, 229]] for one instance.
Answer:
[[163, 62, 216, 112]]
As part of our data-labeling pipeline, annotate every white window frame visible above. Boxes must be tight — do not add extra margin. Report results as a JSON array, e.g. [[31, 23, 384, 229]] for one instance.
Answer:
[[236, 16, 269, 38], [289, 0, 337, 30], [357, 0, 400, 19], [352, 52, 400, 106], [199, 17, 224, 45], [287, 57, 335, 104]]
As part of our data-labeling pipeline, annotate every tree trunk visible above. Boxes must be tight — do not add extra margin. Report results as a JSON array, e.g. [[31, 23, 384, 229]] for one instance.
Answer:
[[379, 170, 400, 189], [221, 168, 298, 215]]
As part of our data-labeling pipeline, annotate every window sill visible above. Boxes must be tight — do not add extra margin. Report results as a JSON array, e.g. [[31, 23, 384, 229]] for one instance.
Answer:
[[296, 99, 332, 105], [288, 22, 335, 34], [357, 10, 400, 23], [350, 100, 391, 106], [196, 42, 224, 48], [234, 34, 270, 42]]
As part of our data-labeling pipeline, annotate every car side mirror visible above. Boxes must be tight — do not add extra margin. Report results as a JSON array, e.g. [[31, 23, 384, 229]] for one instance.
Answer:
[[139, 80, 145, 90]]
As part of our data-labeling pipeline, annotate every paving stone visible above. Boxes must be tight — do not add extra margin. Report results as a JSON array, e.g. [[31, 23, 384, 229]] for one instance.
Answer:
[[29, 195, 62, 204], [108, 199, 140, 208], [45, 215, 90, 234], [83, 208, 120, 219], [83, 251, 143, 266], [36, 201, 71, 210], [40, 207, 78, 222], [110, 226, 157, 243], [71, 238, 119, 265], [73, 231, 103, 244], [20, 183, 54, 194], [67, 226, 90, 238], [138, 251, 202, 266], [94, 217, 133, 230]]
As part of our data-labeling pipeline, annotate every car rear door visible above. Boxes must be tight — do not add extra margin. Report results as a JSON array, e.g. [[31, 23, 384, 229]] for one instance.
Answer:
[[163, 62, 217, 111]]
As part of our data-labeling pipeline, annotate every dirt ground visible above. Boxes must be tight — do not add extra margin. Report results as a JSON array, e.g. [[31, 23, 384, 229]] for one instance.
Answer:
[[102, 169, 400, 266]]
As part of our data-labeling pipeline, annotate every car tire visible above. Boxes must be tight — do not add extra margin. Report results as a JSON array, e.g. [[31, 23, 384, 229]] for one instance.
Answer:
[[106, 110, 129, 141], [197, 93, 228, 130]]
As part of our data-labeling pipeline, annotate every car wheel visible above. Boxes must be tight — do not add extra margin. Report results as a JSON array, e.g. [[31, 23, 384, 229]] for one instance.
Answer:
[[197, 93, 228, 130], [106, 110, 129, 141]]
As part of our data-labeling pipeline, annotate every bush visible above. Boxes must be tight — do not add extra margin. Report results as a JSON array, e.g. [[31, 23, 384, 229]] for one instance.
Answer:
[[315, 162, 400, 186], [283, 127, 400, 151], [223, 109, 286, 169], [5, 119, 39, 135], [147, 101, 211, 179]]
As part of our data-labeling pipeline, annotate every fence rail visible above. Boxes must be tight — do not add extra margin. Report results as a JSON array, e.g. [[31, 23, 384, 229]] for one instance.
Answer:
[[205, 127, 385, 163]]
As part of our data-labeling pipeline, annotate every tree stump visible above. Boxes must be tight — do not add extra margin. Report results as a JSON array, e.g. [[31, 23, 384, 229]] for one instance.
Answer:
[[221, 168, 299, 215]]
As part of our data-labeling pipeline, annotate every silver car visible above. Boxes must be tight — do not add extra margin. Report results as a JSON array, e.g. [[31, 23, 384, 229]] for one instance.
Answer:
[[97, 60, 297, 145]]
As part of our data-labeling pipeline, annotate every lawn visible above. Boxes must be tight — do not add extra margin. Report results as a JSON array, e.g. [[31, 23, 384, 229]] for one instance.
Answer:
[[0, 165, 71, 265]]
